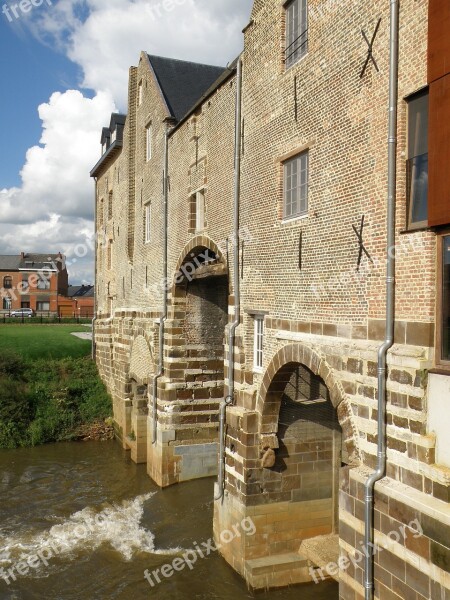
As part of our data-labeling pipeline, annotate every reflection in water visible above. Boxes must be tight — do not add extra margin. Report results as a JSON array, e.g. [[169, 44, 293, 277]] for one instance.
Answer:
[[0, 441, 338, 600]]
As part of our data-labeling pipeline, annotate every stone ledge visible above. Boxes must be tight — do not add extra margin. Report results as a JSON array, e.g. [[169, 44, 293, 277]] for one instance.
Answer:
[[244, 552, 312, 589], [299, 534, 340, 581]]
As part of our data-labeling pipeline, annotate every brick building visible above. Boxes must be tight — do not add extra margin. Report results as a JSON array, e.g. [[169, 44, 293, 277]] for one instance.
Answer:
[[92, 1, 450, 598], [0, 252, 68, 314]]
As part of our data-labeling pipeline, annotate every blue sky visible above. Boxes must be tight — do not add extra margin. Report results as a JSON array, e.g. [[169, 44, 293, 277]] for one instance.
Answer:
[[0, 15, 81, 188], [0, 0, 253, 284]]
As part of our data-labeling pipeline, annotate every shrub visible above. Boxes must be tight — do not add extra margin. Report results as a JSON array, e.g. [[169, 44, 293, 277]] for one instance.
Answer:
[[0, 351, 112, 449]]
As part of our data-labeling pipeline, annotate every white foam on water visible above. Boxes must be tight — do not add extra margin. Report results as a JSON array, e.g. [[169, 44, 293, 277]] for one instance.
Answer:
[[0, 493, 180, 576]]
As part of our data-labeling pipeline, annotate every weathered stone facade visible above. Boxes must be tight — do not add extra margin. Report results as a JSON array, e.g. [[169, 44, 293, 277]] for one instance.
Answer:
[[92, 1, 449, 598]]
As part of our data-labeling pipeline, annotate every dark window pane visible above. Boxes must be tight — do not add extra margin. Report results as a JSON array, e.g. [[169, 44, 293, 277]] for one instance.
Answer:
[[407, 90, 429, 228], [408, 153, 428, 225], [442, 236, 450, 361], [408, 92, 428, 159]]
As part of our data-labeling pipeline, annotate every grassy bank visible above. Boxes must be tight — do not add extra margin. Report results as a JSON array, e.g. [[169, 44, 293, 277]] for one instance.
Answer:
[[0, 326, 112, 449], [0, 324, 92, 359]]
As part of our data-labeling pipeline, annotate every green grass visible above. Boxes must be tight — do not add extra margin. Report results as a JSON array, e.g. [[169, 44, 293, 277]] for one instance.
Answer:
[[0, 325, 91, 359], [0, 348, 112, 449]]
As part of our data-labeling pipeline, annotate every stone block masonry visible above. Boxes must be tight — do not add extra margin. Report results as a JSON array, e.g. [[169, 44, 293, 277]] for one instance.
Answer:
[[91, 0, 449, 597]]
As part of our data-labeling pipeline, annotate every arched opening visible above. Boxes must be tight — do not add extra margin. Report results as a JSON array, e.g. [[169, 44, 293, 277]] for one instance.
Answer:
[[174, 244, 228, 400], [265, 363, 345, 534], [150, 238, 229, 484], [124, 335, 154, 464], [252, 344, 358, 575]]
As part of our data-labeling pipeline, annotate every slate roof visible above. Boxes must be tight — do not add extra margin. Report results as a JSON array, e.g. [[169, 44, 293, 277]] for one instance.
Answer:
[[147, 55, 225, 121], [0, 253, 65, 271], [170, 56, 239, 134], [67, 284, 94, 298], [0, 256, 21, 271], [19, 253, 65, 270]]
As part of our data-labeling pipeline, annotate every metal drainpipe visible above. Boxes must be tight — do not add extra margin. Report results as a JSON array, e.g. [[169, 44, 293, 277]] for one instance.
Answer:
[[92, 177, 98, 361], [215, 55, 243, 501], [363, 1, 399, 598], [152, 122, 171, 445]]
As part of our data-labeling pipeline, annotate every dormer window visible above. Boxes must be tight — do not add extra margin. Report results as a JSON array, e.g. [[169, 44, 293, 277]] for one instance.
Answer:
[[102, 142, 107, 155], [111, 129, 117, 144]]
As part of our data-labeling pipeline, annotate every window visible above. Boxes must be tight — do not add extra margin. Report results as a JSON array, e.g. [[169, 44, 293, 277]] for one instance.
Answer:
[[285, 0, 308, 69], [284, 151, 308, 219], [108, 191, 113, 220], [144, 203, 151, 243], [21, 278, 29, 291], [195, 190, 205, 232], [37, 277, 50, 290], [3, 276, 12, 289], [437, 234, 450, 365], [3, 298, 11, 310], [406, 89, 428, 229], [138, 81, 143, 105], [36, 301, 50, 311], [107, 241, 112, 270], [99, 198, 104, 227], [253, 316, 264, 372], [146, 124, 152, 161], [21, 302, 30, 309], [110, 129, 116, 143]]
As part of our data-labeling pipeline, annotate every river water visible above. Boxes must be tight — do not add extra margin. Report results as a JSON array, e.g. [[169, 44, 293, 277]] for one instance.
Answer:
[[0, 441, 338, 600]]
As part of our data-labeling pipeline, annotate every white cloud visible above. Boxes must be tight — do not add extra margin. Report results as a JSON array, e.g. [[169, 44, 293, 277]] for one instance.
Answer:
[[1, 0, 253, 283], [1, 89, 115, 225]]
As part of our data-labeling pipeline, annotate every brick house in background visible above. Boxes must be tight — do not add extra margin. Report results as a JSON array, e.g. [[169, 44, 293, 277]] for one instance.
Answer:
[[92, 0, 450, 598], [0, 252, 68, 314], [63, 285, 95, 317]]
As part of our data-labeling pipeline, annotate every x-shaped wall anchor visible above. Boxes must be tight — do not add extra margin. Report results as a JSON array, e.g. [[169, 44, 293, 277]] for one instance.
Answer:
[[360, 18, 381, 78], [352, 216, 374, 271]]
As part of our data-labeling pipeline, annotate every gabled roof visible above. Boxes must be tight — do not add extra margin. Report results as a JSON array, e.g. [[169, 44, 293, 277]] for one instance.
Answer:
[[67, 284, 94, 298], [19, 253, 65, 270], [170, 56, 239, 135], [0, 256, 21, 271], [147, 55, 225, 121], [0, 253, 65, 272], [109, 113, 126, 131]]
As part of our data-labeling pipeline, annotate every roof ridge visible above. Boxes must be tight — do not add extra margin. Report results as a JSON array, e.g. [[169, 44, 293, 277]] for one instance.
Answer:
[[147, 53, 225, 70]]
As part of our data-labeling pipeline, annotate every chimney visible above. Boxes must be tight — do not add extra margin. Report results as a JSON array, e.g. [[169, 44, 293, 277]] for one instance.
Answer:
[[20, 252, 25, 259]]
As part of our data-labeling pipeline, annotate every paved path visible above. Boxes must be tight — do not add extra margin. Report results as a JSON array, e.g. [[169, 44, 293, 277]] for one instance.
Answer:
[[71, 332, 92, 340]]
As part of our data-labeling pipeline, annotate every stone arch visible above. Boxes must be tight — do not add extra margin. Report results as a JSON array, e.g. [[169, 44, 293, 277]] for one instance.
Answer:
[[257, 343, 360, 465], [125, 335, 154, 465], [171, 234, 227, 293], [129, 334, 154, 384]]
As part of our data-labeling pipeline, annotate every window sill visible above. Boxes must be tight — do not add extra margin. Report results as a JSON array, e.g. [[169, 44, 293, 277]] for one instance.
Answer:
[[253, 367, 263, 375], [429, 367, 450, 375], [400, 226, 431, 235], [281, 213, 308, 225]]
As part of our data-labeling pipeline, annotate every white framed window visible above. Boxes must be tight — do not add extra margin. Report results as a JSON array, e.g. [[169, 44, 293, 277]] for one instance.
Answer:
[[146, 124, 152, 161], [253, 315, 264, 372], [138, 81, 143, 105], [195, 190, 205, 232], [284, 151, 308, 220], [285, 0, 308, 69], [144, 203, 151, 243], [3, 298, 11, 310], [37, 277, 50, 290], [36, 301, 50, 311], [110, 129, 116, 143]]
